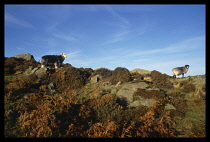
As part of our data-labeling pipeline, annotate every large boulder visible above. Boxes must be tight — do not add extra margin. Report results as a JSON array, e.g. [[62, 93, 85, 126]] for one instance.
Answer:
[[129, 98, 159, 107], [130, 68, 151, 75], [116, 82, 149, 104], [90, 75, 102, 83], [34, 67, 47, 79], [24, 66, 47, 79], [13, 53, 34, 60]]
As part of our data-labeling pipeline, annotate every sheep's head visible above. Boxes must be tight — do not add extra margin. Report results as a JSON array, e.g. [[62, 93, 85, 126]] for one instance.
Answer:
[[60, 53, 68, 58], [185, 65, 190, 69]]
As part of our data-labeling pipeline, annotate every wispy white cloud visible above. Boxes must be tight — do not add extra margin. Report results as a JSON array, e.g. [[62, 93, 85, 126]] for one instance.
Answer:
[[5, 11, 33, 28], [104, 5, 129, 25], [125, 35, 205, 57], [52, 32, 77, 42], [101, 5, 154, 46], [100, 6, 131, 45], [102, 30, 130, 45]]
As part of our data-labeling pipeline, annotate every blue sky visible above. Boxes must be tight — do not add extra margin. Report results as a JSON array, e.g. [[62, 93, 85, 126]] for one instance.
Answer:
[[5, 4, 205, 76]]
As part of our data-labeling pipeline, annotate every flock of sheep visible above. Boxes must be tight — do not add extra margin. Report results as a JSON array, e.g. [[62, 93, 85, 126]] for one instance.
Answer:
[[41, 53, 189, 78]]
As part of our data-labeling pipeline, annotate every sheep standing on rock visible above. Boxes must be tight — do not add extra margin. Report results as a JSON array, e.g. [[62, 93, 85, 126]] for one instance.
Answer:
[[41, 53, 68, 69], [172, 65, 189, 78]]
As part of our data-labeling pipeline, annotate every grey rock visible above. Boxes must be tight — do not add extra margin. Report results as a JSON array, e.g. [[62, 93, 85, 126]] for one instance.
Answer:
[[115, 81, 122, 87], [116, 82, 149, 103], [129, 97, 158, 107], [121, 82, 149, 91], [14, 71, 23, 75], [13, 53, 34, 60], [28, 66, 34, 69], [130, 68, 151, 75], [35, 67, 47, 78], [90, 75, 102, 83], [117, 89, 134, 103], [128, 100, 142, 107], [111, 88, 118, 94], [24, 66, 35, 75], [31, 67, 39, 74], [48, 82, 55, 90], [165, 103, 176, 110], [24, 66, 47, 78], [147, 87, 160, 91], [48, 82, 56, 95]]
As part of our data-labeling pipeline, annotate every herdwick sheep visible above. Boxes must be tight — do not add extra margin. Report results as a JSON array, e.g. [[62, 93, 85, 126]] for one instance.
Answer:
[[172, 65, 190, 78], [41, 53, 68, 69]]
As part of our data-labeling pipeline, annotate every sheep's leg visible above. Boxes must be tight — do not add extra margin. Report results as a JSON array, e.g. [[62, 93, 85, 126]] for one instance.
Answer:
[[41, 58, 45, 68], [173, 75, 176, 78], [182, 73, 184, 78], [54, 62, 58, 69]]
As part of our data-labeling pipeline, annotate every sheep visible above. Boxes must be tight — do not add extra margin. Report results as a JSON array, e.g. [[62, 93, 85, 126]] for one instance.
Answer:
[[41, 53, 68, 69], [172, 65, 189, 78]]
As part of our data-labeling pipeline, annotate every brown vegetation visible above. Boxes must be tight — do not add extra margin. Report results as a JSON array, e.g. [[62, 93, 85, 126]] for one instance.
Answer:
[[5, 57, 38, 75], [110, 67, 132, 85], [4, 57, 205, 138], [150, 70, 174, 89], [51, 66, 91, 91]]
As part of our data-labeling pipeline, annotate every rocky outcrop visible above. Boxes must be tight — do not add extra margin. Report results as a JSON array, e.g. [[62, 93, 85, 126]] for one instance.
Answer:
[[90, 75, 102, 83], [13, 53, 35, 60], [24, 66, 47, 79], [116, 82, 149, 106], [129, 98, 159, 107], [130, 68, 151, 75]]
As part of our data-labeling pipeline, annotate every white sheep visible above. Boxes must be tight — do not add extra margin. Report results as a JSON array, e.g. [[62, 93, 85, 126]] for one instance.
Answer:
[[172, 65, 189, 78]]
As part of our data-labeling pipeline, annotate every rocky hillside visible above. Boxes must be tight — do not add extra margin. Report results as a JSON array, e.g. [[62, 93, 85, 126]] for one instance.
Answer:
[[4, 54, 206, 138]]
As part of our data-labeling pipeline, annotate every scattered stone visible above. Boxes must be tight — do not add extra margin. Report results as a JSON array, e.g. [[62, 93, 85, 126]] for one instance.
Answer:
[[14, 71, 23, 75], [35, 67, 48, 79], [24, 66, 35, 75], [147, 87, 160, 91], [143, 76, 153, 82], [115, 81, 122, 87], [121, 82, 149, 90], [13, 53, 34, 60], [24, 66, 48, 79], [90, 75, 102, 83], [116, 82, 149, 103], [31, 67, 39, 74], [48, 82, 56, 95], [117, 89, 134, 103], [129, 97, 158, 107], [165, 103, 176, 110], [130, 68, 151, 75]]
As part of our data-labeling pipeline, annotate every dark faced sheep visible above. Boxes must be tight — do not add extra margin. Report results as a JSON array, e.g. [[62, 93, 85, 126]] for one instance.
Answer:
[[172, 65, 190, 78], [41, 53, 68, 69]]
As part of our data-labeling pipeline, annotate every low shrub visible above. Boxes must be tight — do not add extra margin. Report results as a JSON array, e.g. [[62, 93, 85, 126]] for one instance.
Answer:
[[87, 94, 123, 123], [110, 67, 132, 85], [93, 68, 112, 80], [4, 57, 38, 75], [150, 70, 173, 89], [134, 88, 166, 100], [131, 72, 144, 82], [179, 80, 196, 93], [51, 67, 90, 90], [167, 91, 187, 116], [86, 121, 120, 138]]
